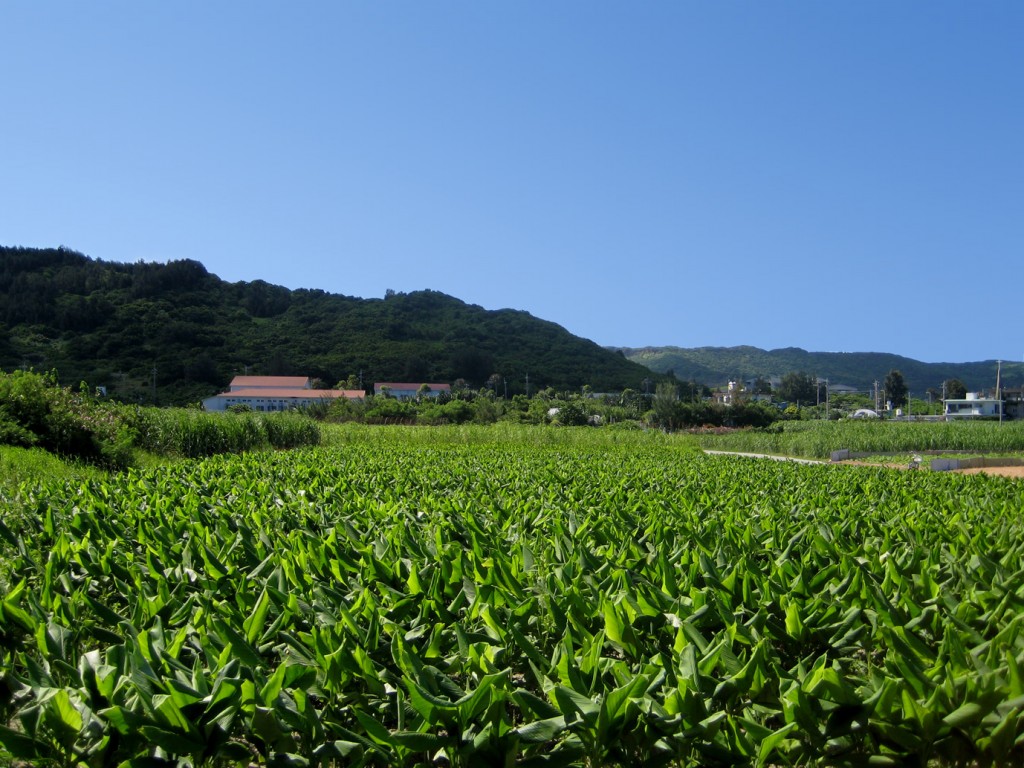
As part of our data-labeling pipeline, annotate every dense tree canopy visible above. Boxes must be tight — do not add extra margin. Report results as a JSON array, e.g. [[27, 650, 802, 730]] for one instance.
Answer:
[[0, 247, 661, 405], [884, 369, 909, 408], [943, 378, 968, 399], [776, 371, 818, 405]]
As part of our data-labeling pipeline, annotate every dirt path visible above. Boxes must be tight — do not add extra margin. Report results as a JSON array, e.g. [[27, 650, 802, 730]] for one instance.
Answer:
[[951, 465, 1024, 478]]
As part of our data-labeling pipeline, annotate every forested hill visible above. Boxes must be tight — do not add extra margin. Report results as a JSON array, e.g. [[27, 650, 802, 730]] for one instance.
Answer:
[[0, 246, 658, 405], [617, 345, 1021, 395]]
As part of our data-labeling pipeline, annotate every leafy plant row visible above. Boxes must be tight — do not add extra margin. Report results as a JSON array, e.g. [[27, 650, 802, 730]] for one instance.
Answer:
[[2, 440, 1024, 766]]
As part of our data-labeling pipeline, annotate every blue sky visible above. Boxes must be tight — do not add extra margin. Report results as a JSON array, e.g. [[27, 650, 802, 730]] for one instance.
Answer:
[[2, 3, 1021, 364]]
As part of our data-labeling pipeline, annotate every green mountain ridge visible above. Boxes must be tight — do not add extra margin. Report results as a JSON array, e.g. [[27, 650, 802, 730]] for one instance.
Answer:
[[0, 246, 659, 405], [616, 344, 1022, 396], [4, 245, 1017, 406]]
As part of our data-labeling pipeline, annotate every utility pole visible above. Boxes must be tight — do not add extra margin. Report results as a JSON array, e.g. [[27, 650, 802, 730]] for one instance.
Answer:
[[151, 366, 157, 405], [525, 373, 530, 398], [874, 380, 880, 413], [997, 360, 1003, 424]]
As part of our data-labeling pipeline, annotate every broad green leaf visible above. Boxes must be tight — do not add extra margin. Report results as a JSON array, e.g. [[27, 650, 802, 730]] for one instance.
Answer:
[[243, 586, 271, 645], [514, 715, 567, 743], [756, 721, 799, 765], [0, 724, 47, 759], [138, 725, 207, 756], [389, 730, 448, 751]]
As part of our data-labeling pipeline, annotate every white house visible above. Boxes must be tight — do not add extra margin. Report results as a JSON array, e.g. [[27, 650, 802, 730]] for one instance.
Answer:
[[943, 392, 1004, 420], [203, 376, 363, 412]]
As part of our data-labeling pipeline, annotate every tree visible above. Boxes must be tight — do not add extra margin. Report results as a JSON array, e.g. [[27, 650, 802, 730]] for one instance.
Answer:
[[651, 382, 679, 431], [777, 371, 817, 405], [404, 355, 429, 381], [943, 378, 967, 399], [553, 400, 587, 426], [335, 374, 361, 391], [679, 379, 708, 402], [884, 369, 908, 408]]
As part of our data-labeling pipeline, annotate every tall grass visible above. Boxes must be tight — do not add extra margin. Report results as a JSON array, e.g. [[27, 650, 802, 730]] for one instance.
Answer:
[[129, 409, 321, 458], [691, 420, 1024, 458]]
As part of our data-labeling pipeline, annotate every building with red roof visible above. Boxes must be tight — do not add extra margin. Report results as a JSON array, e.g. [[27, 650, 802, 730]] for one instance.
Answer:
[[202, 376, 364, 412]]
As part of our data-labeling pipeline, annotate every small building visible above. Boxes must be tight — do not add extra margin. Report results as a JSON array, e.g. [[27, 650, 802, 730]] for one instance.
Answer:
[[373, 382, 451, 400], [714, 381, 769, 405], [202, 376, 363, 412], [943, 392, 1004, 420]]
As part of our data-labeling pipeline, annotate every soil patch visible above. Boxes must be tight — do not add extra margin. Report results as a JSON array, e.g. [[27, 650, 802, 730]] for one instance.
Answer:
[[952, 465, 1024, 478]]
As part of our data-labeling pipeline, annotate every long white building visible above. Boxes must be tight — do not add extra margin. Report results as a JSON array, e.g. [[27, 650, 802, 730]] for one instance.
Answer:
[[203, 376, 364, 412]]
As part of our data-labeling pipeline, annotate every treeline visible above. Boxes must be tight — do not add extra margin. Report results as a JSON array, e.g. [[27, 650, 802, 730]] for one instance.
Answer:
[[314, 385, 781, 430], [0, 246, 659, 404]]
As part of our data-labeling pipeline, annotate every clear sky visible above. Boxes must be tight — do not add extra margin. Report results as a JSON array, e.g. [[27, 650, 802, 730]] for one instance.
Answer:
[[2, 3, 1021, 363]]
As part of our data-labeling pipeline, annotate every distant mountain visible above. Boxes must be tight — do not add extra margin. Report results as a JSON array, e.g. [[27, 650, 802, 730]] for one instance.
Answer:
[[0, 246, 660, 405], [616, 345, 1021, 395]]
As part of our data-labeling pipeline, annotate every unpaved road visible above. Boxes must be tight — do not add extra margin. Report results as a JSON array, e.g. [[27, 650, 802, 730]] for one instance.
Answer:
[[952, 465, 1024, 478]]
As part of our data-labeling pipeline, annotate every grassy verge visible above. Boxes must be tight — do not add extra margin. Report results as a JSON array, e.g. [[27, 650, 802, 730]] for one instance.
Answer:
[[0, 445, 105, 494]]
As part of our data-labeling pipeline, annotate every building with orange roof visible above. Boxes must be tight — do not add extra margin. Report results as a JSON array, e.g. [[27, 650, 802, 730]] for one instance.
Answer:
[[202, 376, 364, 412], [228, 375, 312, 391]]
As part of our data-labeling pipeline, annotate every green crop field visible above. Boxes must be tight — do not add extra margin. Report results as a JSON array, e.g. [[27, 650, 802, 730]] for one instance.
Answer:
[[2, 426, 1024, 766]]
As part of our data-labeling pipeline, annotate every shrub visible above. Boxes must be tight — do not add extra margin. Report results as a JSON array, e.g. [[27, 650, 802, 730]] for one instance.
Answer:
[[364, 396, 416, 424], [326, 396, 367, 423], [0, 370, 135, 469], [0, 410, 37, 447], [417, 399, 475, 425], [264, 413, 321, 448], [552, 400, 588, 427]]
